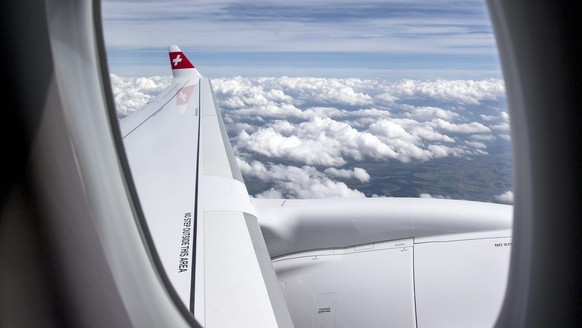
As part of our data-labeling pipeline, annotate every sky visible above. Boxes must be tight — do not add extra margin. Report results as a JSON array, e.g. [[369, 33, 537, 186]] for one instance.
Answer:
[[101, 0, 502, 79]]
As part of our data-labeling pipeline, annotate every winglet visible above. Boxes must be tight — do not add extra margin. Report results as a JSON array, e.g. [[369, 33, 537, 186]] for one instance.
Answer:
[[168, 45, 202, 79]]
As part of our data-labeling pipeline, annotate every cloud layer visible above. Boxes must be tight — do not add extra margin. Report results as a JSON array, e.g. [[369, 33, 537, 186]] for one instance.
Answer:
[[113, 75, 512, 202], [103, 0, 495, 55], [111, 74, 171, 117], [214, 77, 506, 165]]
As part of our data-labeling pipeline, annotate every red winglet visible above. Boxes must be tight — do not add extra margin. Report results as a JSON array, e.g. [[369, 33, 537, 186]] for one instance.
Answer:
[[168, 45, 202, 79]]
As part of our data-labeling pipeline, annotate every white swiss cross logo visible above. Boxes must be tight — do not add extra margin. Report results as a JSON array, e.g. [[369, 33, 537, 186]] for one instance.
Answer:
[[172, 54, 183, 67]]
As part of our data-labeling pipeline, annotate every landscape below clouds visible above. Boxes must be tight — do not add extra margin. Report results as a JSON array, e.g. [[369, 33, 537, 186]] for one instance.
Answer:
[[112, 75, 513, 204]]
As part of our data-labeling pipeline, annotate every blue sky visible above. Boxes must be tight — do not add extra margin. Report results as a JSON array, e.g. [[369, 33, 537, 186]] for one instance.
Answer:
[[101, 0, 502, 79]]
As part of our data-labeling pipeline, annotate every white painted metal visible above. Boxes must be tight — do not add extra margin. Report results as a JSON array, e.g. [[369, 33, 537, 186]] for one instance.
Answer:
[[274, 240, 417, 328], [255, 198, 511, 327], [121, 77, 200, 306], [195, 78, 294, 327], [203, 212, 279, 327], [253, 198, 512, 258], [120, 80, 187, 137], [414, 235, 512, 327]]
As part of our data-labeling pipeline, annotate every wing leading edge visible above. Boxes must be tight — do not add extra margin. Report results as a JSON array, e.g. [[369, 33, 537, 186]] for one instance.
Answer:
[[120, 46, 202, 307]]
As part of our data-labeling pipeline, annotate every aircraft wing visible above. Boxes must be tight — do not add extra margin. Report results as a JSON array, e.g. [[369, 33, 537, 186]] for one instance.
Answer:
[[120, 46, 293, 327]]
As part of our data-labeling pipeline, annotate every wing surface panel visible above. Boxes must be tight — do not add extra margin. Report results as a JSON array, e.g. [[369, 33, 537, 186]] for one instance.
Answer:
[[120, 79, 190, 138], [120, 77, 201, 306], [200, 80, 244, 181], [194, 77, 293, 327]]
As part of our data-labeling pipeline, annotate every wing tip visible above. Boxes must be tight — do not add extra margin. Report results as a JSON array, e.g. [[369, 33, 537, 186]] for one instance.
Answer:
[[168, 45, 181, 53], [167, 45, 202, 79]]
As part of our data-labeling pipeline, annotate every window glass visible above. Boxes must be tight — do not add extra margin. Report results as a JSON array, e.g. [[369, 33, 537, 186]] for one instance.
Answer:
[[101, 0, 511, 204]]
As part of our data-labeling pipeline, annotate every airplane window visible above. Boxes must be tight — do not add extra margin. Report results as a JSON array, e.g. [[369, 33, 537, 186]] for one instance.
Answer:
[[100, 1, 513, 326], [101, 0, 512, 204]]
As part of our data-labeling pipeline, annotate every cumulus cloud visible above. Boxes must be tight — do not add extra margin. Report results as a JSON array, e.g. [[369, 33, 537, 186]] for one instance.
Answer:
[[480, 114, 497, 121], [490, 122, 510, 131], [419, 193, 450, 199], [324, 167, 371, 183], [110, 74, 171, 117], [384, 79, 505, 105], [494, 191, 514, 204], [236, 117, 410, 166], [470, 134, 497, 141], [237, 158, 366, 198], [266, 77, 374, 107], [210, 77, 504, 169], [431, 118, 491, 134], [405, 106, 460, 121], [465, 140, 488, 149], [213, 77, 506, 113], [112, 75, 511, 200]]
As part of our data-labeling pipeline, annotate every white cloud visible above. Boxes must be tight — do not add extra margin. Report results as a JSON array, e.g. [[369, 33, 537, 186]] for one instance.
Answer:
[[431, 118, 491, 134], [490, 122, 510, 131], [214, 77, 375, 110], [494, 191, 514, 204], [324, 167, 371, 183], [465, 140, 487, 149], [110, 74, 171, 117], [419, 193, 450, 199], [427, 144, 469, 158], [384, 79, 505, 105], [480, 114, 497, 121], [410, 126, 455, 143], [112, 75, 510, 199], [271, 77, 374, 106], [470, 134, 496, 141], [237, 158, 366, 198], [405, 106, 460, 121]]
